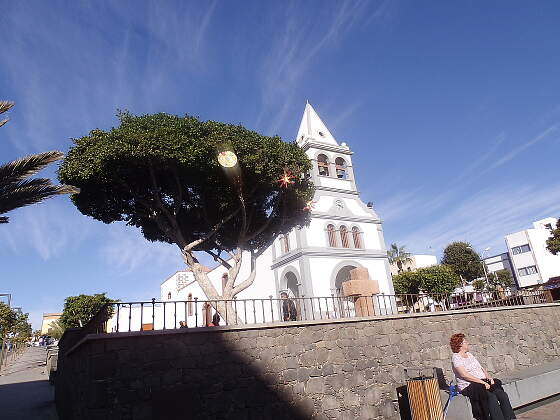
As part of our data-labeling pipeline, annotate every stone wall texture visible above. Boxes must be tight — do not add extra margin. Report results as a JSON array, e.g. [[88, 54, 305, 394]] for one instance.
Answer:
[[55, 304, 560, 420]]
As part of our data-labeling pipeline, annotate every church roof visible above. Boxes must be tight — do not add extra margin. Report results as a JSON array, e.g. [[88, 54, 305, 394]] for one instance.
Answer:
[[296, 102, 338, 146]]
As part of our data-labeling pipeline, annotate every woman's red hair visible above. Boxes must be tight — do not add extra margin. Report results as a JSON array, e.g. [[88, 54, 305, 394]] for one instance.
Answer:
[[450, 333, 465, 353]]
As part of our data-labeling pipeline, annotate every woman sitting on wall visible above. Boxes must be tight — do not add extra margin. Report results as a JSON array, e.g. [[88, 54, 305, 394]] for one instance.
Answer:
[[450, 333, 516, 420]]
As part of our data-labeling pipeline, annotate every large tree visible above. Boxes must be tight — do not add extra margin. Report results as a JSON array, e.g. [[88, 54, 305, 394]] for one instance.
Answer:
[[441, 241, 484, 283], [0, 302, 17, 339], [59, 293, 115, 329], [0, 100, 77, 224], [546, 219, 560, 255], [0, 303, 31, 342], [58, 112, 314, 321], [387, 243, 413, 273]]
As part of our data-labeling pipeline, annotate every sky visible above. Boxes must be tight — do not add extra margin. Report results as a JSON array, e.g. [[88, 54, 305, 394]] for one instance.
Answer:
[[1, 1, 559, 328]]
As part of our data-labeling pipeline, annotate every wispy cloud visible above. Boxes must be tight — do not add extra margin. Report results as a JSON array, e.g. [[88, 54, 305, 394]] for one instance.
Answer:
[[0, 199, 94, 260], [487, 124, 559, 170], [99, 223, 180, 275], [397, 183, 560, 257]]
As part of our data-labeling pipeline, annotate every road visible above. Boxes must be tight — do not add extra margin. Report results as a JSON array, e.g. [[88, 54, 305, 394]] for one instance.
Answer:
[[0, 346, 58, 420]]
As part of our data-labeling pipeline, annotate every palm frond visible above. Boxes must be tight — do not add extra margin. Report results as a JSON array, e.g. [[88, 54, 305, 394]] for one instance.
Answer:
[[0, 101, 14, 115], [0, 119, 8, 128], [0, 151, 65, 187], [0, 178, 79, 215]]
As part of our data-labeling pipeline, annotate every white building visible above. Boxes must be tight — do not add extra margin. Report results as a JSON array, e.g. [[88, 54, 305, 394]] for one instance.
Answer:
[[483, 252, 518, 287], [389, 254, 437, 276], [505, 217, 560, 288], [123, 102, 394, 329]]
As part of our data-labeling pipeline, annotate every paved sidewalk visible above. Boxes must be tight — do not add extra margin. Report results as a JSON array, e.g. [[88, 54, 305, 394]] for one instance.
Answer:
[[516, 397, 560, 419], [0, 346, 58, 420]]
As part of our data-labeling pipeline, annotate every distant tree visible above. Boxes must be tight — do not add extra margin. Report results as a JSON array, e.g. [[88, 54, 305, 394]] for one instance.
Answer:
[[546, 219, 560, 255], [0, 100, 78, 224], [58, 112, 313, 321], [12, 312, 32, 342], [441, 242, 484, 283], [488, 269, 514, 290], [59, 293, 115, 329], [47, 320, 66, 340], [392, 271, 421, 295], [0, 302, 17, 339], [416, 264, 460, 300], [388, 243, 413, 273], [472, 279, 486, 292]]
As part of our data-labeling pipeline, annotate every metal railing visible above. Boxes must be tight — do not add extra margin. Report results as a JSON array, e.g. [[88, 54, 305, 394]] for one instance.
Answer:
[[78, 289, 552, 335], [0, 339, 26, 374]]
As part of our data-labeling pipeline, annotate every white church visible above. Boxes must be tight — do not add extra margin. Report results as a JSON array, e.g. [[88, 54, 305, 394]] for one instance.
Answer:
[[157, 103, 395, 323]]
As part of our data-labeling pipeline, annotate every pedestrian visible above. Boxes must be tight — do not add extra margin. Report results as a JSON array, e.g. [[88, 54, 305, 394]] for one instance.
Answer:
[[281, 291, 297, 321], [211, 312, 221, 326], [450, 333, 516, 420], [179, 321, 188, 328]]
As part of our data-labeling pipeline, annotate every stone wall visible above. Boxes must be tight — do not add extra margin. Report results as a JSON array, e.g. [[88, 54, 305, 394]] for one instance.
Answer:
[[55, 304, 560, 420]]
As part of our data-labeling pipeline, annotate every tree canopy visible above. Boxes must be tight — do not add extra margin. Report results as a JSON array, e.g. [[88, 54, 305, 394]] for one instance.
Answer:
[[59, 293, 114, 329], [0, 303, 32, 342], [546, 219, 560, 255], [488, 269, 514, 290], [58, 112, 314, 319], [415, 264, 459, 297], [441, 242, 484, 283], [392, 271, 421, 295]]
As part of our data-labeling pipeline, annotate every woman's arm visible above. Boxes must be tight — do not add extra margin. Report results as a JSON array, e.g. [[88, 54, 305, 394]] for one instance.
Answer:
[[482, 367, 494, 384], [454, 365, 491, 389]]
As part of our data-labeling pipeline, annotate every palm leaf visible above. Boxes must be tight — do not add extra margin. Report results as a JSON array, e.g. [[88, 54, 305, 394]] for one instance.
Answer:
[[0, 151, 65, 187], [0, 101, 14, 115], [0, 178, 79, 222]]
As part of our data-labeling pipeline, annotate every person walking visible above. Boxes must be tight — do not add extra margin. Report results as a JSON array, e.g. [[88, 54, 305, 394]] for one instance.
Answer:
[[450, 333, 516, 420], [281, 292, 297, 321]]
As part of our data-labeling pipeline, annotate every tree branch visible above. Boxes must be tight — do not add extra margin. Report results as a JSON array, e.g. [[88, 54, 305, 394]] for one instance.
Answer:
[[232, 251, 257, 295], [205, 249, 232, 269], [184, 208, 240, 252]]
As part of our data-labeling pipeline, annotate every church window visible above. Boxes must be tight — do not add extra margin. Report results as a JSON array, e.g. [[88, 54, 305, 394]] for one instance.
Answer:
[[340, 225, 350, 248], [352, 226, 362, 249], [167, 292, 172, 300], [188, 293, 193, 316], [281, 234, 290, 253], [335, 157, 347, 179], [327, 224, 337, 247], [317, 154, 329, 176]]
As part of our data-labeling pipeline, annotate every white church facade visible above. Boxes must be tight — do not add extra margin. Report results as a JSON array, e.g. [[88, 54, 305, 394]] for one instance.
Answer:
[[156, 103, 394, 326]]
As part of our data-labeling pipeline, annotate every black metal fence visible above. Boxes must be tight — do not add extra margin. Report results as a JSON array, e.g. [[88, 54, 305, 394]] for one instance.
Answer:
[[81, 289, 553, 335], [0, 339, 26, 373]]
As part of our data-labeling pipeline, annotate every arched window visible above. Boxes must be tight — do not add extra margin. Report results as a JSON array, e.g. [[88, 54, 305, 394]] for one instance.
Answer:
[[340, 225, 350, 248], [335, 157, 347, 179], [188, 293, 193, 316], [167, 292, 172, 300], [317, 154, 329, 176], [352, 226, 362, 249], [281, 234, 290, 253], [327, 224, 337, 247]]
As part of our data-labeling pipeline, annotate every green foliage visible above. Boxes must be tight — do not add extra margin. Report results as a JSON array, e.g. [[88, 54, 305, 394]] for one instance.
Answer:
[[472, 279, 486, 292], [0, 303, 31, 341], [392, 271, 421, 295], [441, 242, 484, 282], [416, 265, 460, 297], [546, 219, 560, 255], [0, 302, 17, 338], [58, 112, 314, 254], [59, 293, 114, 329], [47, 320, 66, 340], [488, 269, 513, 290], [387, 243, 413, 273]]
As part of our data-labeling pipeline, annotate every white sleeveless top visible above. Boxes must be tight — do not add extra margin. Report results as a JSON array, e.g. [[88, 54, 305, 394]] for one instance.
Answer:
[[452, 352, 485, 390]]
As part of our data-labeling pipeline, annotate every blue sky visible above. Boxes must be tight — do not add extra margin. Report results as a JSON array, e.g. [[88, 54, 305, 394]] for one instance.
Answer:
[[1, 1, 559, 328]]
